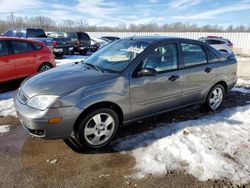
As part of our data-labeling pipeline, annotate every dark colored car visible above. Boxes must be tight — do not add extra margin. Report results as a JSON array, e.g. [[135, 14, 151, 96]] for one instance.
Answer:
[[66, 32, 91, 55], [3, 28, 53, 50], [15, 36, 237, 150], [46, 32, 74, 57], [101, 36, 120, 41], [0, 36, 55, 83]]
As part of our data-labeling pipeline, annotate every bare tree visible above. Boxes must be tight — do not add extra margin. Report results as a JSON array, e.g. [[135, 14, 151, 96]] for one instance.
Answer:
[[0, 13, 250, 33]]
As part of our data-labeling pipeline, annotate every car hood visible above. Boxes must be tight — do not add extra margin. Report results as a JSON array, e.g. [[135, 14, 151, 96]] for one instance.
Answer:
[[21, 64, 119, 98]]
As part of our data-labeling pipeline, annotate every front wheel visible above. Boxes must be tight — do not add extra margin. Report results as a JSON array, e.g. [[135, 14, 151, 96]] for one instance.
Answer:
[[75, 108, 119, 149], [205, 84, 225, 111]]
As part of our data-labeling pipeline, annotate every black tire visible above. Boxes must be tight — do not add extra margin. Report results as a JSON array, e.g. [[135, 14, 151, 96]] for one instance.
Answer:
[[75, 108, 119, 149], [79, 50, 87, 55], [38, 63, 52, 72], [205, 84, 225, 111]]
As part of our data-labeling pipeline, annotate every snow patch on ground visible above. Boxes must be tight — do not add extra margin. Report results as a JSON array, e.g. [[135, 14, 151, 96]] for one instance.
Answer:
[[115, 105, 250, 185], [236, 56, 250, 62], [235, 78, 250, 88], [232, 87, 250, 94], [0, 98, 16, 117], [0, 125, 10, 134]]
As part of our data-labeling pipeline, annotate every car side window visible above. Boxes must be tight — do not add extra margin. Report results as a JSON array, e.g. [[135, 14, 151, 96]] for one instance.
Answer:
[[11, 40, 34, 54], [181, 43, 207, 67], [143, 43, 178, 73], [32, 43, 43, 50], [206, 40, 224, 45], [4, 30, 13, 37], [0, 41, 9, 56]]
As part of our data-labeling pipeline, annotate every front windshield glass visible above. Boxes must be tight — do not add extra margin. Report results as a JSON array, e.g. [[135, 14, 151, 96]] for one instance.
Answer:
[[84, 39, 150, 73]]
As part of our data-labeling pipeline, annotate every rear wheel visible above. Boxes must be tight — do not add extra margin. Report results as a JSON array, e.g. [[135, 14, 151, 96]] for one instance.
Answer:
[[205, 84, 225, 111], [75, 108, 119, 149], [55, 54, 63, 58], [38, 63, 52, 72], [79, 50, 87, 55]]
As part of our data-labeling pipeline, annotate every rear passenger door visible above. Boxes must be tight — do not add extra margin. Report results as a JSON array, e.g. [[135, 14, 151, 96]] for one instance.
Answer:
[[180, 42, 216, 103], [0, 40, 16, 82], [9, 40, 37, 78]]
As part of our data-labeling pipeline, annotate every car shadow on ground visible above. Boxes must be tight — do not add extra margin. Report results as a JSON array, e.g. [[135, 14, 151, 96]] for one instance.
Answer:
[[64, 91, 250, 154], [0, 78, 24, 94]]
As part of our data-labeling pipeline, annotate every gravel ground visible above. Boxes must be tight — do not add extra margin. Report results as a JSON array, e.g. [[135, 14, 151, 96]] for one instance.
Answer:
[[0, 54, 249, 188]]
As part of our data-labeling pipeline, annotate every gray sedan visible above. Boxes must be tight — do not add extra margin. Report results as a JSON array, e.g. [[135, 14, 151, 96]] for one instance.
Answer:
[[15, 36, 237, 150]]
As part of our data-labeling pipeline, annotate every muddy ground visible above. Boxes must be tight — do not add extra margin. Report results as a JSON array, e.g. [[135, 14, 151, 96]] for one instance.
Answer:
[[0, 57, 250, 188], [1, 90, 250, 188]]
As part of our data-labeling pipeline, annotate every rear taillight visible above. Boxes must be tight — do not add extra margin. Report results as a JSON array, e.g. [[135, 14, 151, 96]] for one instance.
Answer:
[[52, 40, 57, 47], [77, 40, 80, 47], [228, 43, 233, 48]]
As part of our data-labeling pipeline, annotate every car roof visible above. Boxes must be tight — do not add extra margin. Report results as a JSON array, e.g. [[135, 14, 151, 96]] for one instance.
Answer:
[[122, 36, 203, 44], [0, 36, 44, 45]]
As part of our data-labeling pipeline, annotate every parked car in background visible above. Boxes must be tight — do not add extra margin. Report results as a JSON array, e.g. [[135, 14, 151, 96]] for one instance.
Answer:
[[3, 28, 53, 50], [0, 37, 55, 83], [66, 32, 91, 55], [15, 36, 237, 150], [90, 37, 112, 52], [46, 32, 74, 57], [96, 37, 113, 48], [101, 36, 120, 42], [90, 38, 100, 52], [199, 36, 233, 54]]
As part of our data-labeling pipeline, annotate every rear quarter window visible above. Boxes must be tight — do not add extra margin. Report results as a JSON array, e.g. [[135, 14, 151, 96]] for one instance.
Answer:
[[77, 32, 90, 40], [206, 40, 225, 45], [32, 43, 43, 50], [4, 30, 13, 37], [181, 43, 207, 67], [67, 32, 77, 39], [27, 29, 46, 38]]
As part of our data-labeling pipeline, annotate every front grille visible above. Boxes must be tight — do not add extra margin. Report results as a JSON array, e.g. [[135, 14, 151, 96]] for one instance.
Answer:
[[18, 90, 29, 104]]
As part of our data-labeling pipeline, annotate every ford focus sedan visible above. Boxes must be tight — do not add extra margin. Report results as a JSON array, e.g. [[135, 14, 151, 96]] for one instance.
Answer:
[[15, 36, 237, 150]]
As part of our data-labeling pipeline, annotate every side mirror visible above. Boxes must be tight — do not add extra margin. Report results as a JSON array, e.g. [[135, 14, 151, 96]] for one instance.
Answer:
[[138, 67, 157, 77]]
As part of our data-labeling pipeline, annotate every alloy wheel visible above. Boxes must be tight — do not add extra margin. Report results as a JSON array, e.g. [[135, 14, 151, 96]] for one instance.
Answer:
[[209, 87, 223, 110], [84, 113, 115, 146]]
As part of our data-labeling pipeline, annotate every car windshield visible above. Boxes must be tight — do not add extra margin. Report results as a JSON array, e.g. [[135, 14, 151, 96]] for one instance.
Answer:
[[84, 39, 149, 73]]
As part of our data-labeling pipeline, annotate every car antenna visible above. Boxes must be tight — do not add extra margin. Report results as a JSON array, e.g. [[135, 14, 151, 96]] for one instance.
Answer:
[[130, 15, 160, 40]]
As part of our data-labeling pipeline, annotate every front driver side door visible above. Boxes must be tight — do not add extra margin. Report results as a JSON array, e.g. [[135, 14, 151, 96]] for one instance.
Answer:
[[129, 43, 184, 120]]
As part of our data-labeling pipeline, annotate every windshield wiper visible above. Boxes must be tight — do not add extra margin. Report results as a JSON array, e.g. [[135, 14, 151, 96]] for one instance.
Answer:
[[83, 61, 104, 73]]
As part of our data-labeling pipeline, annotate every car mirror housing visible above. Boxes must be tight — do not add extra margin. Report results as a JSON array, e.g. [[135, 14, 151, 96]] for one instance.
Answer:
[[138, 67, 157, 77]]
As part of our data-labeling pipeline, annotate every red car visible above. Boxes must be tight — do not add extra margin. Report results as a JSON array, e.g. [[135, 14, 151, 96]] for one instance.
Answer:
[[0, 37, 56, 83]]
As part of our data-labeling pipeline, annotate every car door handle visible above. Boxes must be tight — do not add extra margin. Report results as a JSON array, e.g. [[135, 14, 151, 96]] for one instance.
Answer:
[[3, 59, 9, 63], [168, 75, 180, 81], [205, 68, 212, 73]]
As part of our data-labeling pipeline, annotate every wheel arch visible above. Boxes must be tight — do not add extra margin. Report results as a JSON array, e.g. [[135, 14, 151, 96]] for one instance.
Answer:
[[213, 81, 228, 93], [38, 62, 53, 72], [73, 101, 124, 132]]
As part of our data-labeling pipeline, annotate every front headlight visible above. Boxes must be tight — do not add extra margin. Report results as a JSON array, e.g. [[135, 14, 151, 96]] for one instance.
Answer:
[[27, 95, 59, 110]]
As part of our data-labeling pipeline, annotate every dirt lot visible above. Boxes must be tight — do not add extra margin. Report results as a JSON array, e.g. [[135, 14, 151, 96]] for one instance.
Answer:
[[0, 55, 250, 188]]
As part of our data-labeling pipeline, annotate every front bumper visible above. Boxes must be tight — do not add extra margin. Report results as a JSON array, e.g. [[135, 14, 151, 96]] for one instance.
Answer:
[[14, 96, 83, 139]]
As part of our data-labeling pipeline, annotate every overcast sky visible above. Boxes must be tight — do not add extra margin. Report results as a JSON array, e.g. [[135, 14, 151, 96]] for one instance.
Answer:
[[0, 0, 249, 27]]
